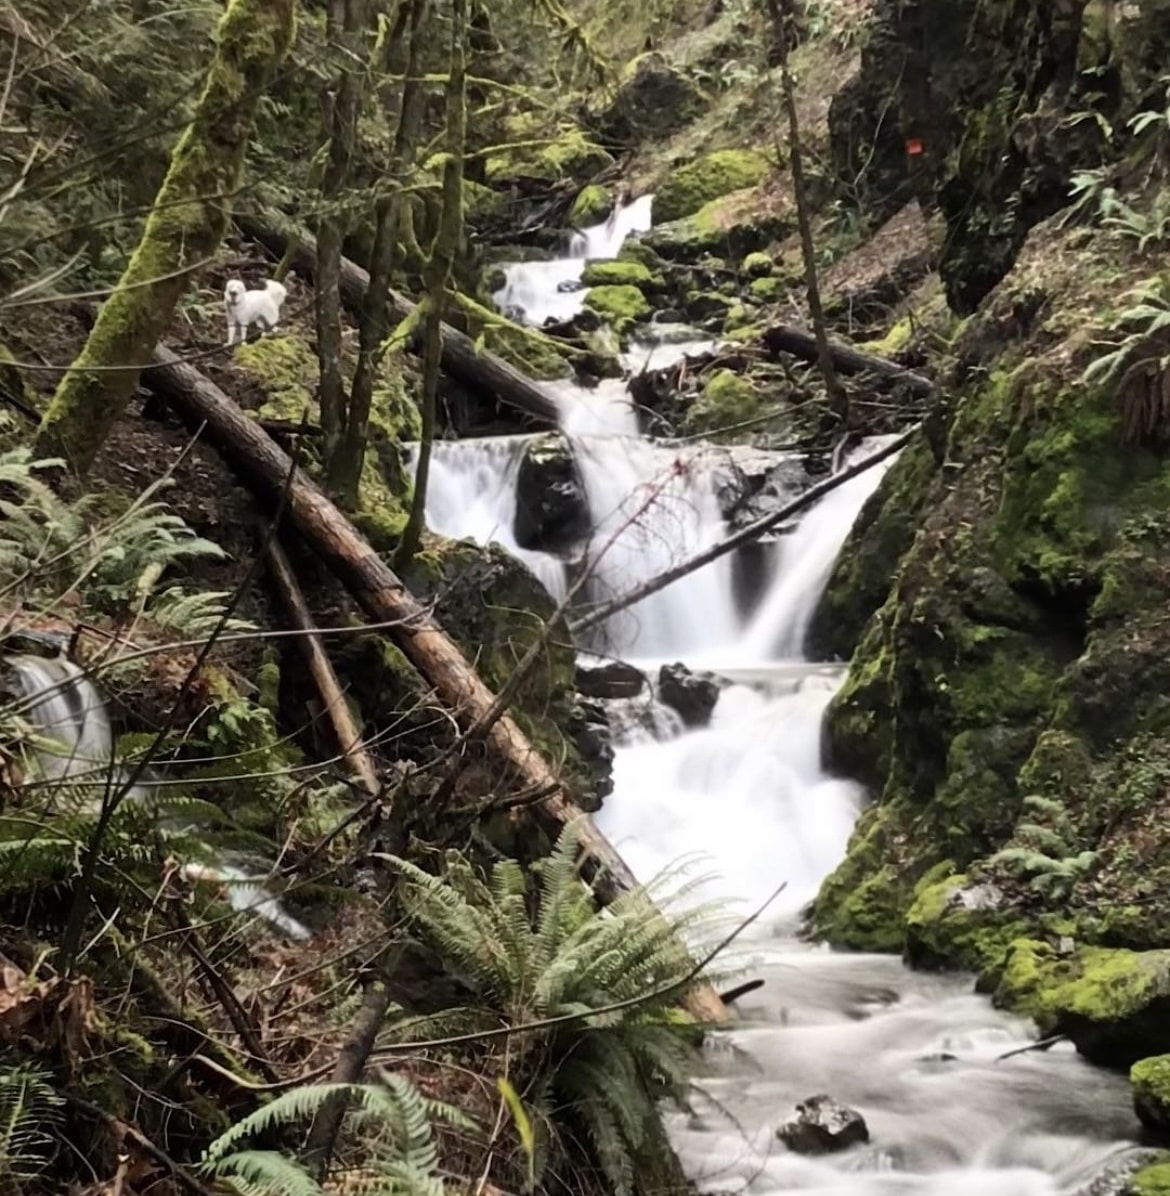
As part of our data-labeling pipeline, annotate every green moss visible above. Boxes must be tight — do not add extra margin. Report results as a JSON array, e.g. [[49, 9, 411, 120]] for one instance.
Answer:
[[905, 870, 1030, 973], [681, 367, 777, 440], [1133, 1055, 1170, 1131], [813, 803, 910, 952], [653, 150, 771, 223], [861, 314, 915, 358], [485, 122, 613, 184], [236, 332, 318, 422], [580, 259, 661, 289], [1131, 1163, 1170, 1195], [570, 184, 612, 225], [583, 284, 652, 334], [748, 276, 784, 301], [994, 939, 1170, 1066], [742, 251, 774, 278], [256, 650, 281, 714]]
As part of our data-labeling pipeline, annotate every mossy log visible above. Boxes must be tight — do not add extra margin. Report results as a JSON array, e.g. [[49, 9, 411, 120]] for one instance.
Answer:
[[761, 321, 933, 396], [144, 344, 726, 1024], [33, 0, 296, 476], [232, 214, 560, 425]]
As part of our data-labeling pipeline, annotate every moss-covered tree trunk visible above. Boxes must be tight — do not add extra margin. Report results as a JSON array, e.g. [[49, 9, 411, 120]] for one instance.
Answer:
[[33, 0, 296, 475], [393, 0, 467, 570]]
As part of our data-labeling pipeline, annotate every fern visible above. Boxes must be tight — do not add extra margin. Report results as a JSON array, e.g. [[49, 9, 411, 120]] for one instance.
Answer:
[[147, 585, 257, 637], [201, 1077, 464, 1196], [989, 795, 1100, 901], [384, 819, 716, 1196], [0, 1059, 64, 1190]]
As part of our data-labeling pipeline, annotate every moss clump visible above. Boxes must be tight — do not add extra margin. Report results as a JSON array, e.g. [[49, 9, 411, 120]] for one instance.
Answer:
[[580, 259, 661, 289], [458, 295, 573, 380], [653, 150, 771, 224], [861, 314, 915, 358], [994, 939, 1170, 1067], [485, 121, 612, 184], [570, 184, 612, 225], [1131, 1163, 1170, 1195], [748, 276, 784, 302], [1133, 1055, 1170, 1132], [236, 332, 318, 421], [582, 284, 652, 335], [644, 191, 789, 264], [742, 251, 774, 278], [681, 368, 776, 440], [904, 869, 1030, 973]]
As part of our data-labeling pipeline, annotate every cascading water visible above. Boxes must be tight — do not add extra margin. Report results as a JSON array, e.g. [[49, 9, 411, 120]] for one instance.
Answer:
[[420, 194, 1148, 1193]]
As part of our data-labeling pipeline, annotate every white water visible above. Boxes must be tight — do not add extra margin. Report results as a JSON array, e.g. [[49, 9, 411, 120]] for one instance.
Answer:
[[422, 193, 1148, 1193], [2, 653, 311, 940]]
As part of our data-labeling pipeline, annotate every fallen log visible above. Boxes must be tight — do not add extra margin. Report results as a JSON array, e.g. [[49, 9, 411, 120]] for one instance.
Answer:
[[144, 345, 726, 1024], [761, 322, 934, 397], [265, 540, 380, 796], [232, 214, 561, 427]]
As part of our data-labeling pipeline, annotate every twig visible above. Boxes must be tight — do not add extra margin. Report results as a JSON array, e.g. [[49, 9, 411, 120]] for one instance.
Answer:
[[265, 539, 380, 796], [995, 1033, 1068, 1062], [570, 425, 918, 636]]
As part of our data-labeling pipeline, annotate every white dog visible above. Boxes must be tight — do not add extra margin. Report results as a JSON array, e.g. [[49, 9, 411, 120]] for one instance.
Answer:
[[224, 277, 287, 346]]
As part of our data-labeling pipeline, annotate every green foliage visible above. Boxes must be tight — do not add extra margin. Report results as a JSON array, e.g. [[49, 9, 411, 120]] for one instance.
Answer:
[[0, 1060, 63, 1191], [384, 820, 715, 1196], [0, 448, 231, 622], [200, 1075, 468, 1196], [989, 795, 1099, 901]]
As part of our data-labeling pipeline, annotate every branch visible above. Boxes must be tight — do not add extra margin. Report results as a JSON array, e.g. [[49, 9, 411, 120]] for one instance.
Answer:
[[570, 426, 918, 636], [265, 539, 380, 796]]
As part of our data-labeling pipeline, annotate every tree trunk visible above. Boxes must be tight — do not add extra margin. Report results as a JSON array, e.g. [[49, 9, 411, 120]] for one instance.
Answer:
[[394, 0, 466, 571], [232, 214, 561, 425], [34, 0, 296, 475], [760, 322, 933, 395], [144, 345, 726, 1024], [762, 0, 849, 424]]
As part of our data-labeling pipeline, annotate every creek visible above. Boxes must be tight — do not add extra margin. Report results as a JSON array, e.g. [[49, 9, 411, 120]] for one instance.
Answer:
[[420, 197, 1150, 1194]]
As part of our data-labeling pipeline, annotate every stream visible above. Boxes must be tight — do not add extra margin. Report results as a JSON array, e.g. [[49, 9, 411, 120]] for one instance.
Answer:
[[420, 197, 1151, 1193]]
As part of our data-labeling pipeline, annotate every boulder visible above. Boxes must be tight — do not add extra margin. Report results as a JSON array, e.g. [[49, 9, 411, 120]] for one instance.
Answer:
[[566, 696, 614, 807], [776, 1095, 869, 1156], [653, 150, 771, 224], [1132, 1055, 1170, 1136], [514, 433, 590, 554], [576, 658, 648, 700], [599, 53, 708, 143], [657, 662, 720, 728]]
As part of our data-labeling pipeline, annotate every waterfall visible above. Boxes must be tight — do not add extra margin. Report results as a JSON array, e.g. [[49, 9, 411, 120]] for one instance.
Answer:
[[2, 653, 311, 941], [418, 191, 1147, 1194]]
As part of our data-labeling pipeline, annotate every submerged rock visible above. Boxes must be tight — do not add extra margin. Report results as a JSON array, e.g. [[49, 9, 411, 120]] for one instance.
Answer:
[[776, 1094, 869, 1155], [514, 432, 590, 554], [657, 662, 720, 728]]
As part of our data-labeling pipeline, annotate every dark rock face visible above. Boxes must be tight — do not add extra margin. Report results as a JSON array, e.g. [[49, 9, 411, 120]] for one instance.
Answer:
[[514, 433, 591, 554], [599, 53, 707, 144], [657, 662, 720, 728], [576, 658, 648, 700], [829, 0, 1107, 313], [567, 696, 614, 808], [777, 1095, 869, 1156]]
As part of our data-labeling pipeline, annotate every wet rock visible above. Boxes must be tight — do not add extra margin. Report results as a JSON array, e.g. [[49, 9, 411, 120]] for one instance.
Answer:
[[514, 433, 590, 554], [575, 659, 648, 700], [776, 1094, 869, 1156], [556, 278, 586, 294], [566, 696, 614, 807], [709, 446, 807, 531], [598, 53, 707, 144], [657, 662, 721, 728]]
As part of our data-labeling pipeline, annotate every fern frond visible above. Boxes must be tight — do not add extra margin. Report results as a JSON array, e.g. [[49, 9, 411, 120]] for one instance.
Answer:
[[201, 1149, 324, 1196]]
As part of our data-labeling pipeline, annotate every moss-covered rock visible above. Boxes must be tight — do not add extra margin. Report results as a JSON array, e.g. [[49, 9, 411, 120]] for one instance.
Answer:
[[742, 251, 775, 278], [1133, 1055, 1170, 1134], [570, 184, 612, 226], [994, 940, 1170, 1067], [681, 368, 775, 440], [457, 295, 573, 380], [599, 52, 707, 143], [643, 192, 789, 264], [580, 259, 662, 290], [485, 121, 613, 185], [653, 151, 772, 224], [582, 284, 652, 335], [1131, 1163, 1170, 1196]]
